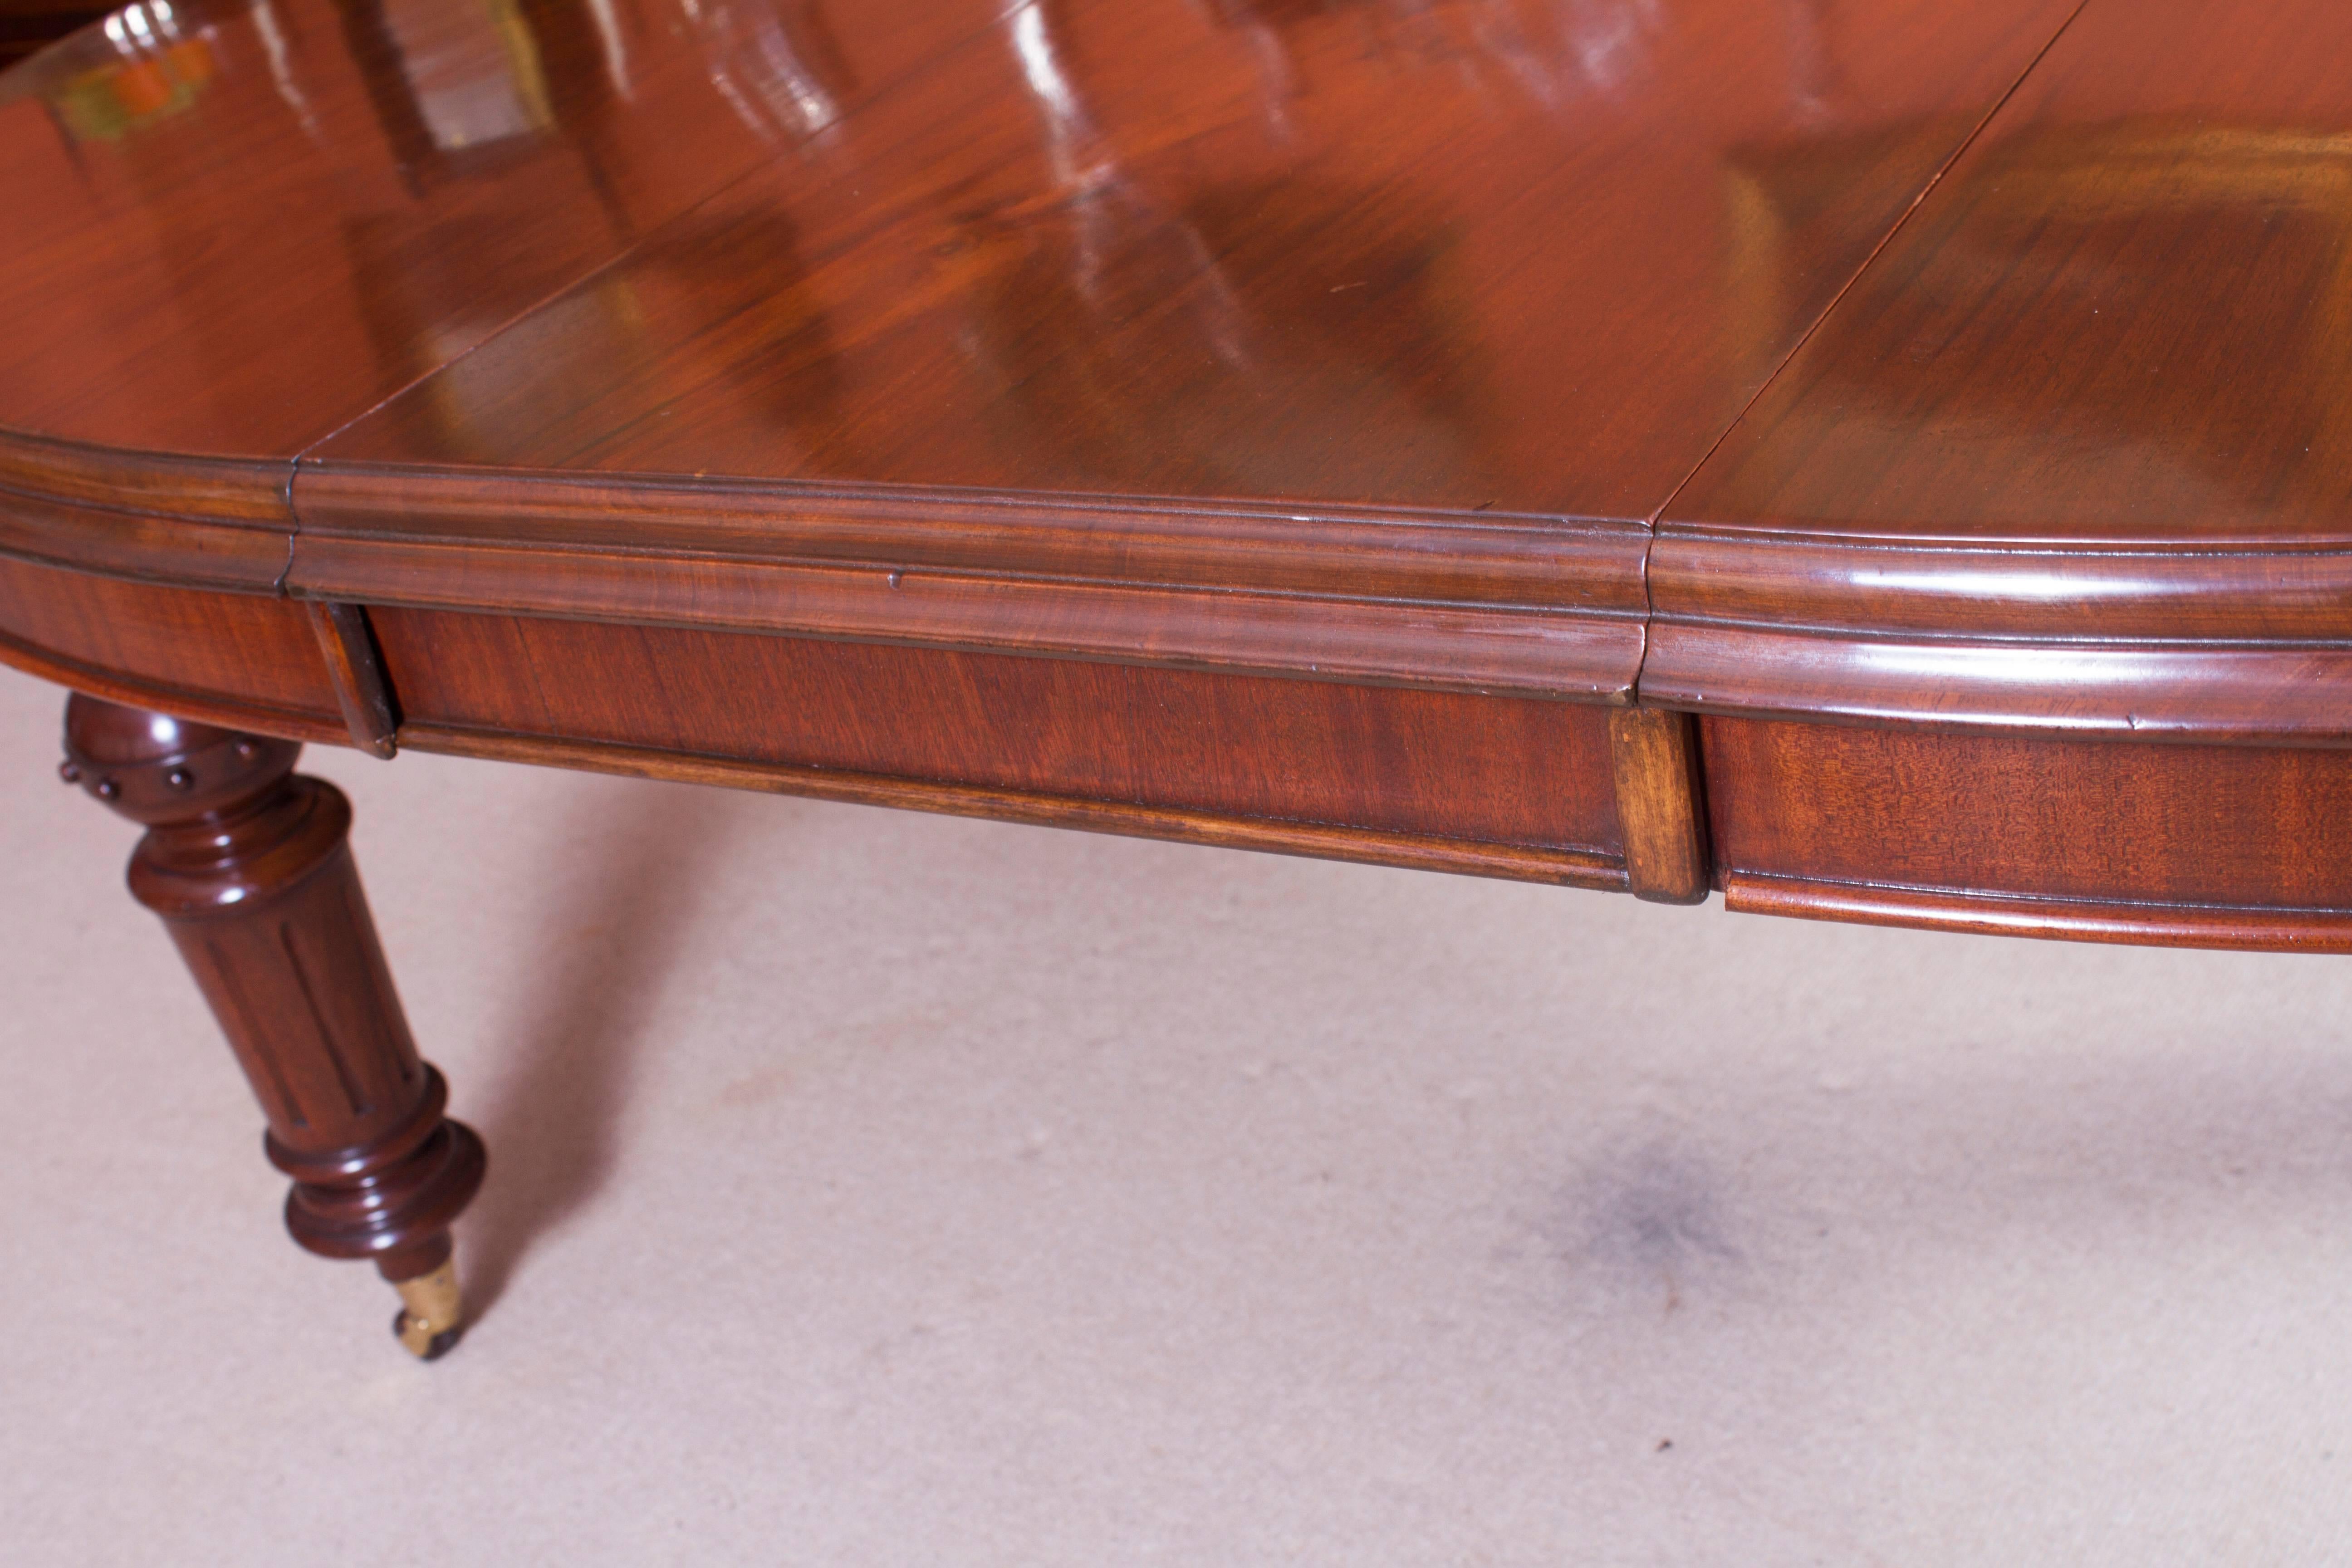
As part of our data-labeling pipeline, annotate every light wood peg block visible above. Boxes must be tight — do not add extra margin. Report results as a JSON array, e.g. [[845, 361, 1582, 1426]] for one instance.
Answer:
[[1609, 706, 1712, 905]]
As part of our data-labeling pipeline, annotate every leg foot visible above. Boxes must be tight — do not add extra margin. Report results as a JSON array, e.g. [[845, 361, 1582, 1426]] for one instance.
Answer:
[[392, 1258, 466, 1360], [61, 694, 486, 1355]]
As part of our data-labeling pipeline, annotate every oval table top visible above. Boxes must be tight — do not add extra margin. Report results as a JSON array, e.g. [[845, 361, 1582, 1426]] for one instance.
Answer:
[[6, 0, 2352, 949]]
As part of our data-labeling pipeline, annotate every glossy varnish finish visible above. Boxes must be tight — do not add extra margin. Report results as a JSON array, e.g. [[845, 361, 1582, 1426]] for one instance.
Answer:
[[372, 607, 1632, 886], [0, 0, 1019, 457], [1654, 0, 2352, 740], [4, 0, 2350, 941], [305, 601, 400, 758], [0, 0, 1028, 588], [0, 553, 344, 740], [9, 0, 2093, 681], [276, 0, 2087, 698], [1704, 717, 2352, 949], [291, 472, 1652, 701], [312, 0, 2079, 514], [18, 0, 2352, 1370], [0, 430, 293, 591], [0, 0, 2102, 698], [61, 696, 486, 1346]]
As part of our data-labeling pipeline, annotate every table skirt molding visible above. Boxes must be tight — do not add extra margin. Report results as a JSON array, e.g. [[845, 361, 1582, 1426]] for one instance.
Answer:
[[0, 427, 293, 591], [1723, 871, 2352, 952], [7, 556, 2352, 950], [9, 468, 2352, 951], [17, 427, 2352, 743], [286, 464, 1653, 702], [397, 721, 1641, 893], [1648, 529, 2352, 744]]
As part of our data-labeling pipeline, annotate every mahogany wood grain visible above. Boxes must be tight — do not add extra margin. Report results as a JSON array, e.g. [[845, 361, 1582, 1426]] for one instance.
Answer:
[[1655, 0, 2352, 738], [1, 0, 2097, 711], [0, 0, 1018, 459], [306, 601, 400, 759], [370, 606, 1632, 883], [0, 430, 291, 590], [1608, 709, 1711, 905], [400, 723, 1627, 889], [310, 0, 2082, 522], [61, 695, 485, 1347], [1703, 716, 2352, 948], [0, 553, 344, 739], [277, 0, 2090, 706], [1642, 622, 2352, 749], [289, 474, 1650, 700], [1723, 874, 2352, 954], [19, 0, 2352, 1372]]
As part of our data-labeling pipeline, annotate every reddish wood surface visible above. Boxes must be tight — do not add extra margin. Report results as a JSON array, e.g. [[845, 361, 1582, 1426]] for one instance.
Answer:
[[311, 0, 2078, 521], [1609, 709, 1710, 905], [289, 472, 1650, 700], [0, 0, 1015, 586], [400, 723, 1629, 889], [7, 0, 2352, 968], [1654, 0, 2352, 737], [0, 0, 1004, 457], [1641, 621, 2352, 748], [372, 605, 1629, 876], [1703, 717, 2352, 944], [60, 695, 485, 1296], [1724, 873, 2352, 954], [269, 0, 2076, 701], [306, 601, 400, 758], [23, 0, 2352, 1372], [0, 431, 292, 589], [0, 553, 343, 736]]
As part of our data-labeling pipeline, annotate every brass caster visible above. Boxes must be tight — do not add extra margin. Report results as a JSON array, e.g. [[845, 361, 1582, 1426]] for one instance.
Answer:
[[392, 1259, 465, 1361]]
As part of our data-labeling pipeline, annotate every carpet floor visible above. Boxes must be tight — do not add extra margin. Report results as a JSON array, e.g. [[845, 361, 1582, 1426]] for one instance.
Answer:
[[3, 663, 2348, 1564]]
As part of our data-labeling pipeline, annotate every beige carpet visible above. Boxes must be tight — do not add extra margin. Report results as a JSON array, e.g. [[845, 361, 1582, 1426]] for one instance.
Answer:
[[2, 662, 2348, 1563]]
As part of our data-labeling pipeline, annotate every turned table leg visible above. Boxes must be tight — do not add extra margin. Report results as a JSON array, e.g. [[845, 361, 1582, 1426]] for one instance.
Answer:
[[59, 694, 486, 1359]]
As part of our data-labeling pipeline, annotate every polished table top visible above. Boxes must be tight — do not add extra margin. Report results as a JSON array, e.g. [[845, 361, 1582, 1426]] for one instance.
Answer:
[[20, 0, 2352, 1378], [6, 0, 2352, 948]]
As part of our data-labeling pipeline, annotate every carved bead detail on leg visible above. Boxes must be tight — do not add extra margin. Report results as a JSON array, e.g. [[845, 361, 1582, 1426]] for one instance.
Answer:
[[62, 694, 485, 1358]]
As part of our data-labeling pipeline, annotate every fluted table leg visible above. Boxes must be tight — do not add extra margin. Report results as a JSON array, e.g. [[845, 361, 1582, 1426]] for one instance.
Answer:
[[60, 693, 486, 1359]]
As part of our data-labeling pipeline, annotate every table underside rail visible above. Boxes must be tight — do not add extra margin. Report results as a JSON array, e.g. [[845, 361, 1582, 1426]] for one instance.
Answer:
[[5, 548, 2352, 949], [0, 553, 1640, 887], [367, 604, 1637, 892], [1701, 717, 2352, 952]]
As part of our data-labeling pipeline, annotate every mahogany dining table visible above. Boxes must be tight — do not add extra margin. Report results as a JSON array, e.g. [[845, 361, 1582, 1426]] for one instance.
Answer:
[[4, 0, 2347, 1360]]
